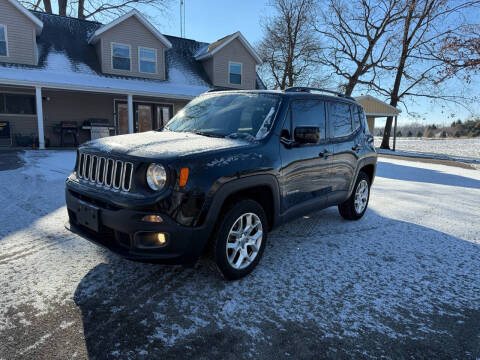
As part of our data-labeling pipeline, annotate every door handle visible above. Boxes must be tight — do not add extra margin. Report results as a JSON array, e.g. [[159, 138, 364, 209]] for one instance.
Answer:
[[352, 144, 361, 152], [319, 149, 330, 158]]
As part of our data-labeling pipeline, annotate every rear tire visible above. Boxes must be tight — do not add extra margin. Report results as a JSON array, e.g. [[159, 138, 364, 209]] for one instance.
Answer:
[[209, 199, 268, 280], [338, 171, 370, 220]]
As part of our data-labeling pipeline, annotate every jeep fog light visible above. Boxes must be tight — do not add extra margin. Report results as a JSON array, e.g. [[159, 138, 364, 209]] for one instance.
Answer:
[[135, 232, 169, 248], [142, 215, 163, 223]]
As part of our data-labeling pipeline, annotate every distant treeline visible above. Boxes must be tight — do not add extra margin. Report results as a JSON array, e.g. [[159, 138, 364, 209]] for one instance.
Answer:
[[374, 118, 480, 138]]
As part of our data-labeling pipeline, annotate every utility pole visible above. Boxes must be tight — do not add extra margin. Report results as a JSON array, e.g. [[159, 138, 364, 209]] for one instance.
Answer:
[[180, 0, 186, 38]]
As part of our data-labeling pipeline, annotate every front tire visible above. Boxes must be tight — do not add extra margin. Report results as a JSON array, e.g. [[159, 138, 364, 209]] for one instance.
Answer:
[[210, 199, 268, 280], [338, 171, 370, 220]]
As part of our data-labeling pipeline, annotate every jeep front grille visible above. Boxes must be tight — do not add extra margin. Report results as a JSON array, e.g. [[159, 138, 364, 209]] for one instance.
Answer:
[[77, 152, 133, 192]]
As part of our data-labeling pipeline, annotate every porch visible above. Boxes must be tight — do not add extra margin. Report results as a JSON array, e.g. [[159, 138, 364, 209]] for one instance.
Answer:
[[0, 85, 189, 149], [355, 95, 402, 150]]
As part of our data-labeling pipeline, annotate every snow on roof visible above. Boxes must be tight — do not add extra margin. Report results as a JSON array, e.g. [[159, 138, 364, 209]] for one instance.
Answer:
[[0, 50, 210, 98], [88, 10, 172, 48], [0, 12, 210, 98], [0, 11, 266, 96]]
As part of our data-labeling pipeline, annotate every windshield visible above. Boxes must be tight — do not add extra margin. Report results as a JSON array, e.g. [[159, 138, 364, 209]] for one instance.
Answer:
[[164, 93, 281, 140]]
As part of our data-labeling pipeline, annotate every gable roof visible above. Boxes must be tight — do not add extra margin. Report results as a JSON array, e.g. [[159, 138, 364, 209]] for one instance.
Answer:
[[6, 0, 43, 34], [0, 12, 208, 99], [355, 95, 401, 116], [88, 10, 172, 48], [0, 11, 267, 98], [194, 31, 262, 64]]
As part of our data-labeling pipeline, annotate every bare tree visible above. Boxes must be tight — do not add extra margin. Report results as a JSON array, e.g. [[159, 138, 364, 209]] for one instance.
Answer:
[[438, 25, 480, 82], [371, 0, 480, 149], [58, 0, 67, 15], [257, 0, 323, 89], [314, 0, 405, 96], [20, 0, 172, 22]]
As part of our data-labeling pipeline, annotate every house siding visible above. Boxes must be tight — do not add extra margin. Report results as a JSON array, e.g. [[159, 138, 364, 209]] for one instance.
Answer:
[[202, 57, 214, 84], [98, 16, 167, 80], [210, 38, 257, 90], [0, 84, 191, 147], [0, 86, 37, 146], [95, 39, 102, 66], [42, 90, 116, 146], [0, 0, 37, 65]]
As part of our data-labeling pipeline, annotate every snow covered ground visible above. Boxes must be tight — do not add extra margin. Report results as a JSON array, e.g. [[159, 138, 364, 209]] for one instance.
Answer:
[[374, 137, 480, 159], [1, 151, 479, 359]]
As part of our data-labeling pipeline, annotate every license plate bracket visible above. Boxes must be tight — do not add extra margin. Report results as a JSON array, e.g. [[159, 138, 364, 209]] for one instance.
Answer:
[[76, 200, 100, 232]]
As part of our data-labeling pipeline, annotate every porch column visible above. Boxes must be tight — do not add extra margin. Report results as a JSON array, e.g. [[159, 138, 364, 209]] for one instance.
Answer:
[[35, 86, 45, 149], [393, 115, 398, 152], [127, 94, 134, 134]]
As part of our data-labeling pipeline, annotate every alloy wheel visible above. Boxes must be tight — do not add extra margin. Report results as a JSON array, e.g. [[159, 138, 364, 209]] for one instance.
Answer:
[[354, 179, 369, 214], [226, 212, 263, 270]]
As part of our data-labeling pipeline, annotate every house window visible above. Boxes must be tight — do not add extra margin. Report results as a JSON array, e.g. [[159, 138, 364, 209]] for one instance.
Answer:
[[139, 47, 157, 74], [0, 25, 7, 57], [0, 93, 36, 114], [229, 62, 242, 85], [111, 43, 131, 71]]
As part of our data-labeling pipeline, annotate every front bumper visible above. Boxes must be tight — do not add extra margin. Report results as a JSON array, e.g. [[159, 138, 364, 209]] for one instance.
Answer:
[[65, 188, 210, 264]]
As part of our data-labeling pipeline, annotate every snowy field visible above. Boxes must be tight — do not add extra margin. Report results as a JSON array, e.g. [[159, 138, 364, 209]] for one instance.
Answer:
[[374, 137, 480, 159], [1, 151, 480, 359]]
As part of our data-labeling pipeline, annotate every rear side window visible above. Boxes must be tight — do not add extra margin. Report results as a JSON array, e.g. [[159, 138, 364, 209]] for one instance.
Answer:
[[290, 100, 326, 141], [351, 105, 362, 132], [328, 101, 352, 138]]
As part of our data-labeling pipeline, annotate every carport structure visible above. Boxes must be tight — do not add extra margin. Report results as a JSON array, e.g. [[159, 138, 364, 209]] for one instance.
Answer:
[[355, 95, 402, 150]]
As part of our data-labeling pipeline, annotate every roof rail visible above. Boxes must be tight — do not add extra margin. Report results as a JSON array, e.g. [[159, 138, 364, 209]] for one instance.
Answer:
[[284, 87, 354, 100], [206, 87, 234, 92]]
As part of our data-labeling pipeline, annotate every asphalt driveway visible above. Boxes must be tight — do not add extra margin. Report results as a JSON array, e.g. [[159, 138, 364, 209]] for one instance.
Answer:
[[1, 151, 479, 359]]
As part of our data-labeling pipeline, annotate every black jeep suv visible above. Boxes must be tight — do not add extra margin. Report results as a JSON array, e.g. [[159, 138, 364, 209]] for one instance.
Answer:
[[65, 87, 377, 279]]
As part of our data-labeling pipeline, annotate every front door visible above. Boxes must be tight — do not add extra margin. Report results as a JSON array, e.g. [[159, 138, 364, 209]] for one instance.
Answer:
[[279, 99, 333, 213], [136, 104, 153, 132], [116, 102, 129, 135], [115, 101, 173, 134]]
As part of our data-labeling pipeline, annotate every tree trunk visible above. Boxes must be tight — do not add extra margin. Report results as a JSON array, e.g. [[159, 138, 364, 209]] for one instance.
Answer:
[[380, 85, 402, 148], [43, 0, 52, 13], [58, 0, 67, 16], [380, 1, 415, 149], [344, 76, 358, 96], [78, 0, 85, 19]]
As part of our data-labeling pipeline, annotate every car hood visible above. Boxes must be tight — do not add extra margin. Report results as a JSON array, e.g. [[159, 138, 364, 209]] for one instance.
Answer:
[[80, 131, 252, 160]]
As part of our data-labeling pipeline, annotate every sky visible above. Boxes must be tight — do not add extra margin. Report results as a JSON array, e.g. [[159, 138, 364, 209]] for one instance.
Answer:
[[155, 0, 269, 44], [150, 0, 479, 127], [42, 0, 480, 126]]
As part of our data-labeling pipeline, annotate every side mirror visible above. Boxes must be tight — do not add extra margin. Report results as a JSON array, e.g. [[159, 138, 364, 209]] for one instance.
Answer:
[[294, 126, 320, 144]]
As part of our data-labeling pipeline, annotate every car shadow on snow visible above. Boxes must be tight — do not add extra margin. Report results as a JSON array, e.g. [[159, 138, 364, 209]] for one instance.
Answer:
[[376, 161, 480, 189], [73, 208, 480, 359]]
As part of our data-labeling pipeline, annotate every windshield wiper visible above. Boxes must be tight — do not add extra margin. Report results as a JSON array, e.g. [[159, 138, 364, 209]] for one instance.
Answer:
[[190, 130, 225, 138], [226, 133, 257, 141]]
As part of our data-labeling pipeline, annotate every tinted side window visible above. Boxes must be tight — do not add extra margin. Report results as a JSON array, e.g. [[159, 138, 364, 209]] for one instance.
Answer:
[[352, 105, 362, 132], [291, 100, 326, 141], [329, 101, 352, 138]]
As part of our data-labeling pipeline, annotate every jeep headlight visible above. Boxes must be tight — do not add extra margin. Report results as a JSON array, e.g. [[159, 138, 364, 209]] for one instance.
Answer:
[[146, 163, 167, 191]]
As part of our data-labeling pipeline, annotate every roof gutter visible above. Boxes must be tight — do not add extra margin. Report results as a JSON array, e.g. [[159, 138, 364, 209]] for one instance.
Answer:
[[0, 78, 201, 100]]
